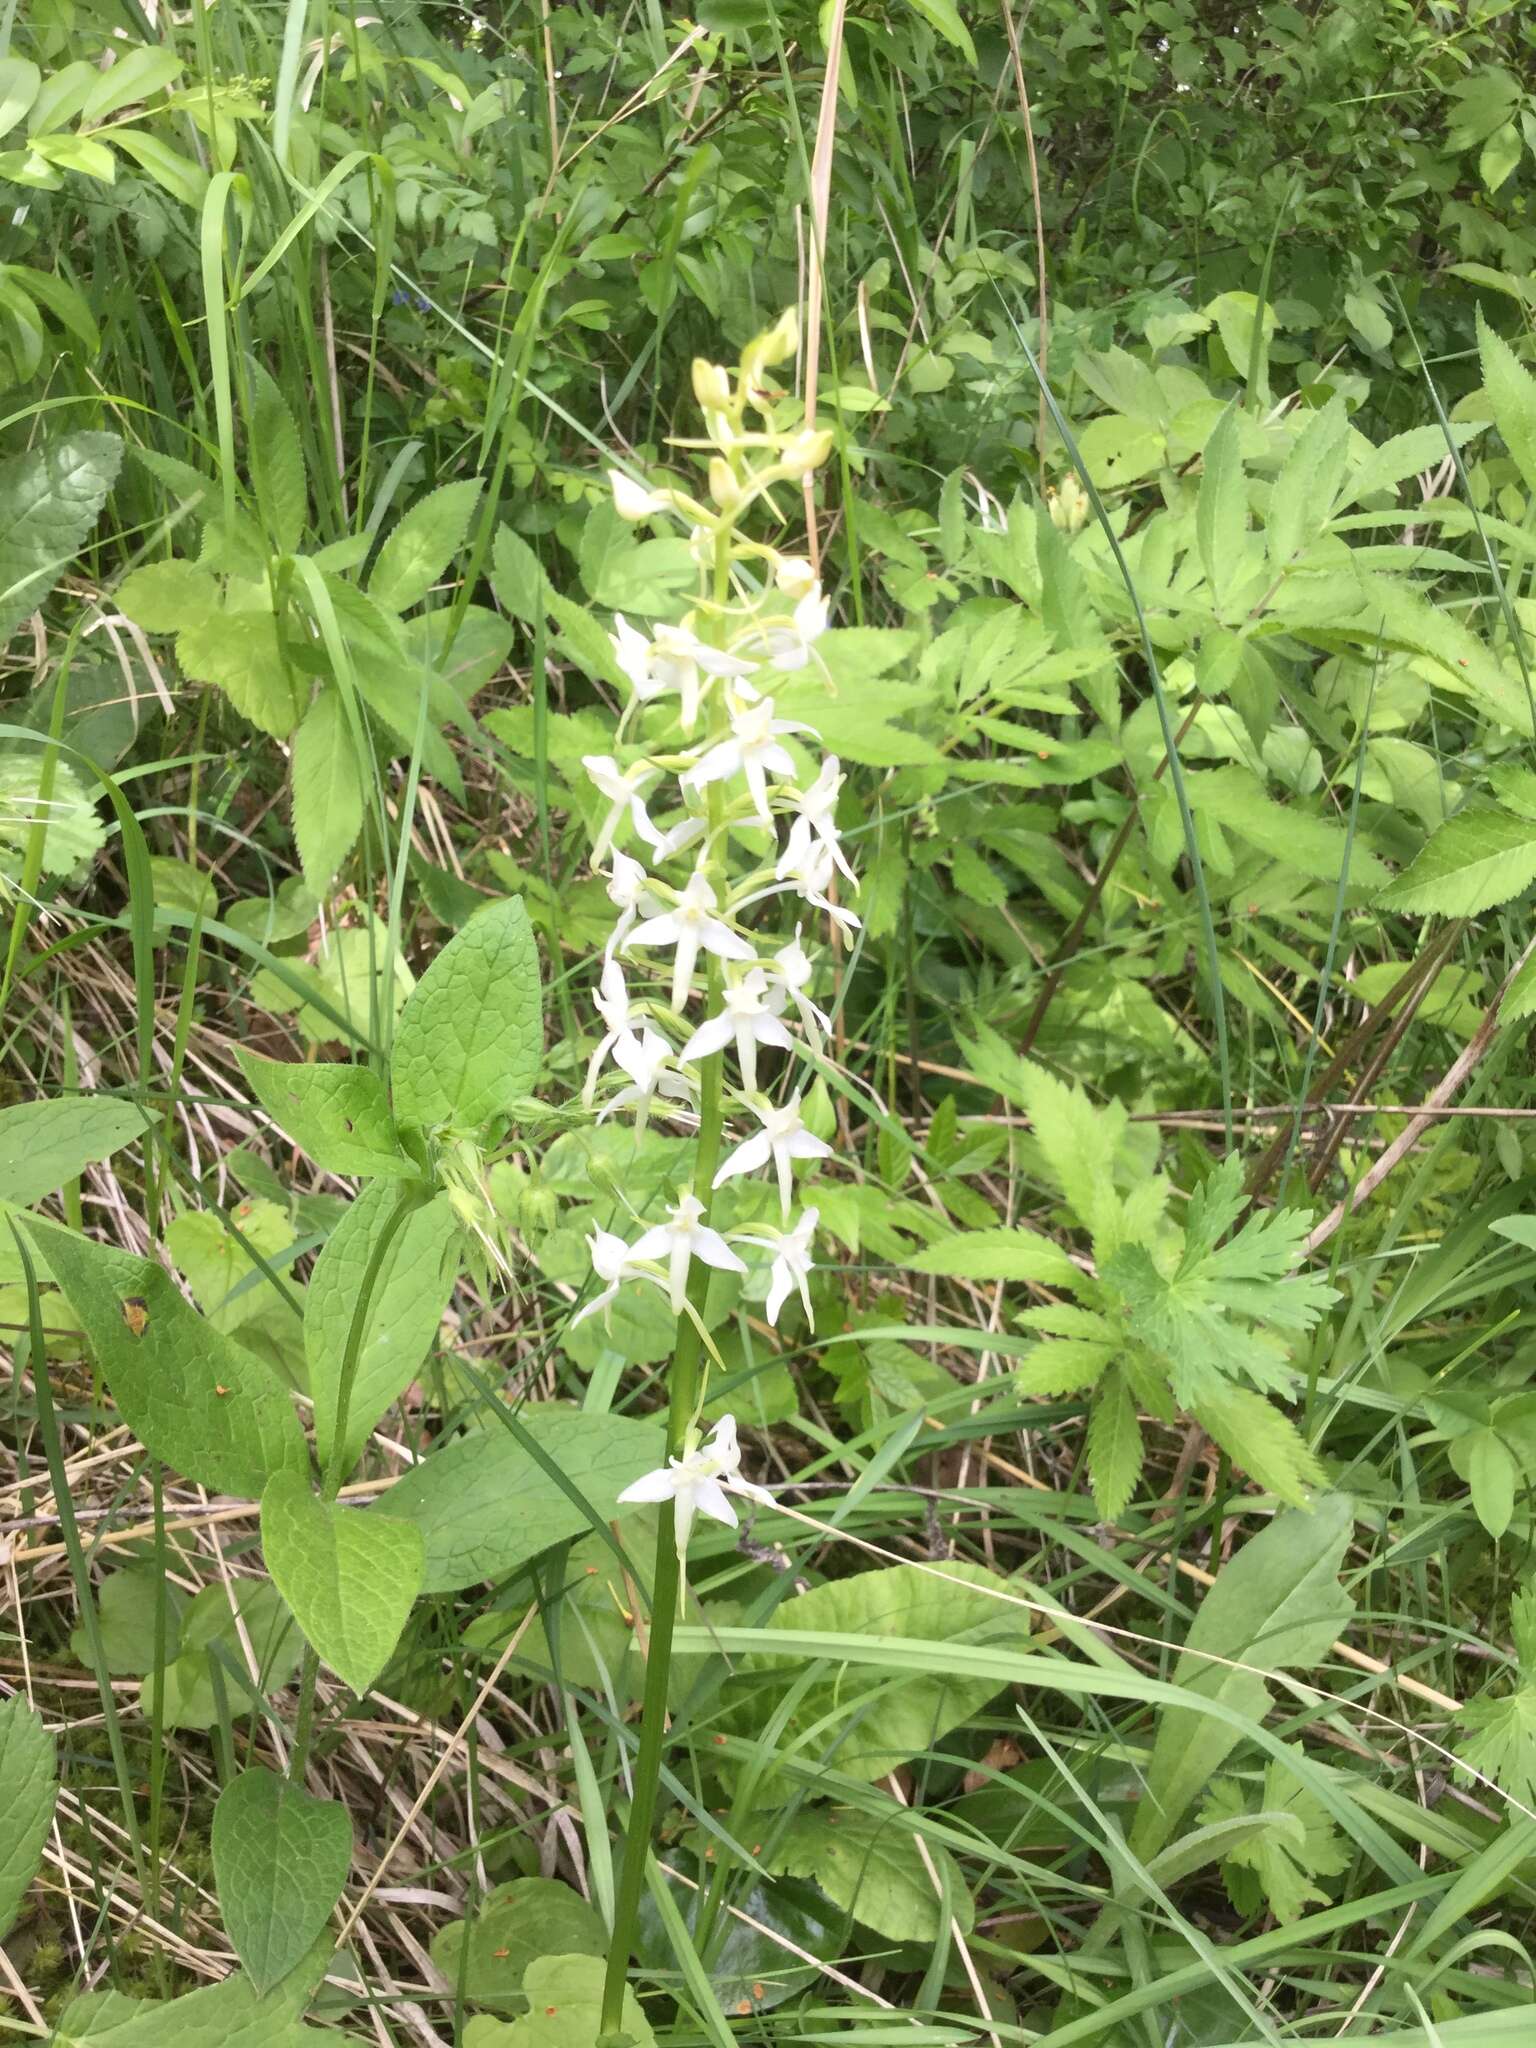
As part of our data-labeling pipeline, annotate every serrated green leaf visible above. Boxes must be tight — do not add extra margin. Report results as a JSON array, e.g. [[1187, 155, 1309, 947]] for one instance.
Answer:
[[248, 362, 306, 556], [1199, 1747, 1348, 1924], [368, 479, 481, 612], [212, 1769, 351, 1993], [0, 1096, 149, 1206], [0, 1696, 55, 1940], [386, 1405, 664, 1592], [291, 688, 364, 890], [305, 1184, 458, 1472], [117, 558, 219, 633], [1197, 404, 1245, 608], [177, 603, 301, 738], [238, 1051, 413, 1180], [0, 750, 107, 880], [1479, 309, 1536, 497], [0, 429, 121, 645], [261, 1469, 423, 1694], [23, 1214, 308, 1497], [907, 1225, 1079, 1289], [1378, 806, 1536, 916], [390, 896, 542, 1135], [762, 1803, 971, 1942], [1086, 1365, 1142, 1519]]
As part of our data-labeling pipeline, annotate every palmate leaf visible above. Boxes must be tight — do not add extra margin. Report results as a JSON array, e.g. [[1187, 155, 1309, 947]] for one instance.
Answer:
[[1459, 1588, 1536, 1806], [1103, 1155, 1337, 1407], [1199, 1747, 1349, 1924]]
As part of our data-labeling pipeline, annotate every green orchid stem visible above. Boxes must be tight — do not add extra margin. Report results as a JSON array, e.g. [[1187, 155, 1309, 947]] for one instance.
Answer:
[[601, 502, 740, 2036], [289, 1181, 421, 1787], [599, 1029, 726, 2036]]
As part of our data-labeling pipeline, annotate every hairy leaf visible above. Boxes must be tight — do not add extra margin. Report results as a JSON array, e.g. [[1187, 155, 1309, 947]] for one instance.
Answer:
[[0, 1696, 56, 1941], [390, 896, 542, 1135]]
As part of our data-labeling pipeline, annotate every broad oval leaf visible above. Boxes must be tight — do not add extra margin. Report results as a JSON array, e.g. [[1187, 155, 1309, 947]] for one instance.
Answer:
[[22, 1215, 308, 1498], [304, 1183, 458, 1473], [0, 1696, 56, 1941], [0, 1095, 150, 1207], [386, 1405, 663, 1593], [239, 1050, 414, 1181], [762, 1802, 972, 1942], [429, 1877, 604, 2008], [212, 1768, 351, 1993], [389, 895, 543, 1136], [260, 1470, 424, 1695]]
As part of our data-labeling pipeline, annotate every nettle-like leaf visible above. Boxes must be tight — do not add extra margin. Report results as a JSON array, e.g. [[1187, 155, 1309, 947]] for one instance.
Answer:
[[0, 750, 107, 882], [1459, 1586, 1536, 1807], [0, 429, 121, 645], [1198, 1749, 1349, 1924]]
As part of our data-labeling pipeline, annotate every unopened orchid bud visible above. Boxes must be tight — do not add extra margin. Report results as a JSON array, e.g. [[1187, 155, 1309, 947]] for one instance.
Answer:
[[708, 456, 741, 510], [756, 308, 799, 366], [773, 553, 817, 600], [692, 359, 733, 410], [609, 469, 666, 522], [780, 428, 834, 478], [1049, 472, 1089, 533]]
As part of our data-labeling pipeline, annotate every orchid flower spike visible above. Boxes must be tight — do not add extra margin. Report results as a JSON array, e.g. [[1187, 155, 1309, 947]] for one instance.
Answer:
[[683, 692, 812, 823], [617, 1412, 774, 1558], [777, 755, 854, 885], [583, 957, 646, 1106], [604, 851, 656, 956], [598, 1024, 697, 1132]]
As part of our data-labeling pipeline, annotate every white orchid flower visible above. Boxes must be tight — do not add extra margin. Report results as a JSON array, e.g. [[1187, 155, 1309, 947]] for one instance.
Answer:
[[683, 693, 812, 823], [611, 614, 669, 704], [777, 836, 862, 935], [626, 869, 755, 1010], [714, 1094, 832, 1215], [735, 583, 829, 673], [598, 1025, 697, 1131], [604, 851, 656, 956], [609, 470, 670, 522], [617, 1412, 773, 1558], [647, 622, 756, 734], [632, 1190, 747, 1312], [773, 554, 819, 601], [679, 966, 795, 1092], [570, 1227, 657, 1328], [583, 754, 666, 864], [777, 754, 854, 885], [582, 958, 646, 1106], [766, 927, 832, 1047], [741, 1207, 818, 1326]]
